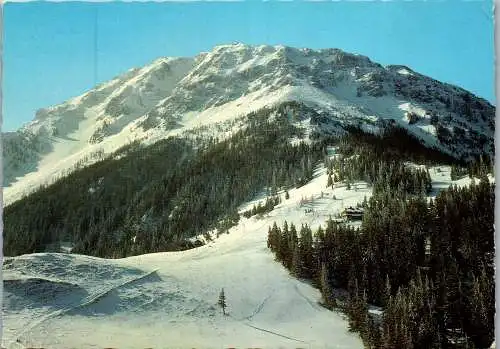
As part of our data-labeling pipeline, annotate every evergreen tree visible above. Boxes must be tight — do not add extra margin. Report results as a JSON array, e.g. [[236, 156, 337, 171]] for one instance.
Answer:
[[278, 221, 290, 265], [218, 288, 227, 316], [327, 173, 333, 188], [291, 243, 302, 277], [347, 277, 368, 333], [320, 262, 335, 309]]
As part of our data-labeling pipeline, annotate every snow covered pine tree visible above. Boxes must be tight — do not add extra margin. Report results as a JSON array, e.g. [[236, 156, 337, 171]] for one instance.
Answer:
[[218, 288, 227, 315]]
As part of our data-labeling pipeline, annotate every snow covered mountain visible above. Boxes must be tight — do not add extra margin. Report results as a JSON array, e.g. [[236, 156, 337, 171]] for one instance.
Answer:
[[3, 43, 494, 205], [3, 43, 495, 349]]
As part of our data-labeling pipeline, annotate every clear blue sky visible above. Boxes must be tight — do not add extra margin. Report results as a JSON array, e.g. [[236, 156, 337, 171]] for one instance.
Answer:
[[3, 0, 495, 132]]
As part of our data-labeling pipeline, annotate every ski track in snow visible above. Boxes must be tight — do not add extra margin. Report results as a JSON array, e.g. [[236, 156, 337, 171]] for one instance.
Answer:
[[293, 283, 323, 312], [237, 292, 275, 322], [239, 323, 308, 344]]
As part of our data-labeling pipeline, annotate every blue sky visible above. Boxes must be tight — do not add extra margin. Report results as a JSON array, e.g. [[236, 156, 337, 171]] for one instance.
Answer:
[[3, 0, 495, 131]]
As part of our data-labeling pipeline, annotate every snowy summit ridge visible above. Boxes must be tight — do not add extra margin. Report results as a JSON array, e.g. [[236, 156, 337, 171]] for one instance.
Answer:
[[3, 43, 494, 205]]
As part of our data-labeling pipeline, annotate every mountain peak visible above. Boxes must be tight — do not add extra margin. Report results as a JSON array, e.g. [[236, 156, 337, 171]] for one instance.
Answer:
[[2, 43, 494, 205]]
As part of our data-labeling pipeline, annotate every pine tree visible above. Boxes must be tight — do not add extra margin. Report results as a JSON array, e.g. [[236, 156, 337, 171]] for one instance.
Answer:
[[291, 243, 302, 277], [279, 221, 290, 264], [327, 173, 333, 188], [218, 288, 227, 316], [362, 195, 368, 208], [320, 262, 336, 309], [298, 224, 315, 279], [383, 275, 392, 307], [466, 264, 495, 347], [347, 277, 368, 333], [287, 223, 298, 269], [267, 226, 273, 250], [269, 222, 281, 258]]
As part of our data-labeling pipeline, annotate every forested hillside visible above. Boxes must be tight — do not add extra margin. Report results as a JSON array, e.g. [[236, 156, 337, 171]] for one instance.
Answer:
[[4, 108, 324, 257], [6, 104, 492, 261], [267, 131, 494, 348]]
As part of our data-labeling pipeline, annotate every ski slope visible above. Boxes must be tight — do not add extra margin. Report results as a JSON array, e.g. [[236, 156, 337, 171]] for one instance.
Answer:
[[2, 162, 492, 349], [2, 164, 370, 349]]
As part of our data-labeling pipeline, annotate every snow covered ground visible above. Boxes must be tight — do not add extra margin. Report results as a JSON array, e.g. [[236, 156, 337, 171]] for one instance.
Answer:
[[2, 161, 492, 349], [2, 165, 369, 349]]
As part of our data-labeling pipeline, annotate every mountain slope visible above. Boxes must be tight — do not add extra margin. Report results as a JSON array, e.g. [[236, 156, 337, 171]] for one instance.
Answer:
[[3, 163, 372, 349], [3, 56, 195, 201], [4, 157, 486, 349], [3, 43, 494, 206], [3, 109, 324, 257]]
